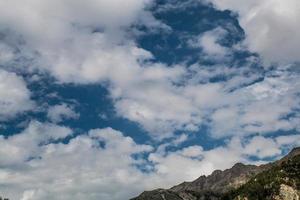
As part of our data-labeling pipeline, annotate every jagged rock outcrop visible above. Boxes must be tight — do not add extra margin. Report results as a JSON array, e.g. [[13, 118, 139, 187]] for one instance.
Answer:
[[273, 184, 299, 200], [133, 189, 183, 200], [131, 147, 300, 200]]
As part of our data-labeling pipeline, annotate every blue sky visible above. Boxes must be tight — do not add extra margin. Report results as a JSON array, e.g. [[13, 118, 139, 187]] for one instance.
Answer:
[[0, 0, 300, 199]]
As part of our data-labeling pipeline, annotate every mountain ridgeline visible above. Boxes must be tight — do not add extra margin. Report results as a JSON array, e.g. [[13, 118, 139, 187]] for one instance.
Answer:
[[131, 147, 300, 200]]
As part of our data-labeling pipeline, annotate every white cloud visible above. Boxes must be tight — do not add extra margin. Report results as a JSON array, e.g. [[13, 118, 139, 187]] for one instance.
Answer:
[[0, 121, 299, 200], [209, 66, 300, 137], [0, 69, 34, 120], [243, 134, 300, 159], [21, 190, 35, 200], [189, 27, 229, 58], [0, 124, 153, 200], [47, 103, 79, 123], [276, 134, 300, 147], [0, 0, 206, 139], [112, 64, 196, 138], [114, 63, 300, 139], [208, 0, 300, 64], [0, 43, 14, 63], [180, 146, 204, 158], [0, 121, 72, 166], [210, 106, 240, 136], [243, 136, 281, 159], [0, 0, 156, 83]]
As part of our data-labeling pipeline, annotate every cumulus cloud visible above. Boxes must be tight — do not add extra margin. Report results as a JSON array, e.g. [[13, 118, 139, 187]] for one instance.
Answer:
[[112, 65, 196, 138], [0, 0, 299, 141], [0, 0, 202, 138], [189, 27, 230, 59], [96, 60, 299, 139], [0, 121, 72, 166], [47, 103, 80, 123], [116, 63, 300, 139], [208, 65, 300, 137], [243, 136, 281, 159], [208, 0, 300, 64], [0, 69, 34, 120], [0, 0, 157, 82], [276, 134, 300, 147], [0, 124, 152, 200]]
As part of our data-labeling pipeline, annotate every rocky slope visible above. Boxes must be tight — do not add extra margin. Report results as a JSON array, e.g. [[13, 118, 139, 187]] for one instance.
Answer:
[[131, 147, 300, 200]]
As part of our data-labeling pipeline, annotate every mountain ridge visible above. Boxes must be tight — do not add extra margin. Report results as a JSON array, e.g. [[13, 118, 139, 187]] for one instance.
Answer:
[[131, 147, 300, 200]]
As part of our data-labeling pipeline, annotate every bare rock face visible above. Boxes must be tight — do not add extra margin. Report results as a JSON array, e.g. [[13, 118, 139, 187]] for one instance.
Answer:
[[273, 184, 300, 200], [130, 189, 183, 200], [234, 196, 248, 200]]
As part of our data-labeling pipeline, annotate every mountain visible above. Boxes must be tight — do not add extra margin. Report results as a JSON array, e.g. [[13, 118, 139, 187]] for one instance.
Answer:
[[131, 147, 300, 200]]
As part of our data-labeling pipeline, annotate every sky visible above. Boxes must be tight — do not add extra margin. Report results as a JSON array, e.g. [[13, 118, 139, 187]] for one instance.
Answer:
[[0, 0, 300, 199]]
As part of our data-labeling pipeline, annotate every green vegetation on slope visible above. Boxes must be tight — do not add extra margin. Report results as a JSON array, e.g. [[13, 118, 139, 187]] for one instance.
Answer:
[[222, 155, 300, 200]]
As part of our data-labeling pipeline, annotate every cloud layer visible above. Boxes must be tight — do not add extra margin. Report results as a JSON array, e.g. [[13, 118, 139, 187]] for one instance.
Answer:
[[0, 122, 299, 200], [0, 1, 299, 199], [0, 0, 299, 139]]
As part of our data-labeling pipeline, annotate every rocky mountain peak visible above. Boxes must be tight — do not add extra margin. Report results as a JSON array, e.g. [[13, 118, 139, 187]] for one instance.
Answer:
[[288, 147, 300, 157]]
